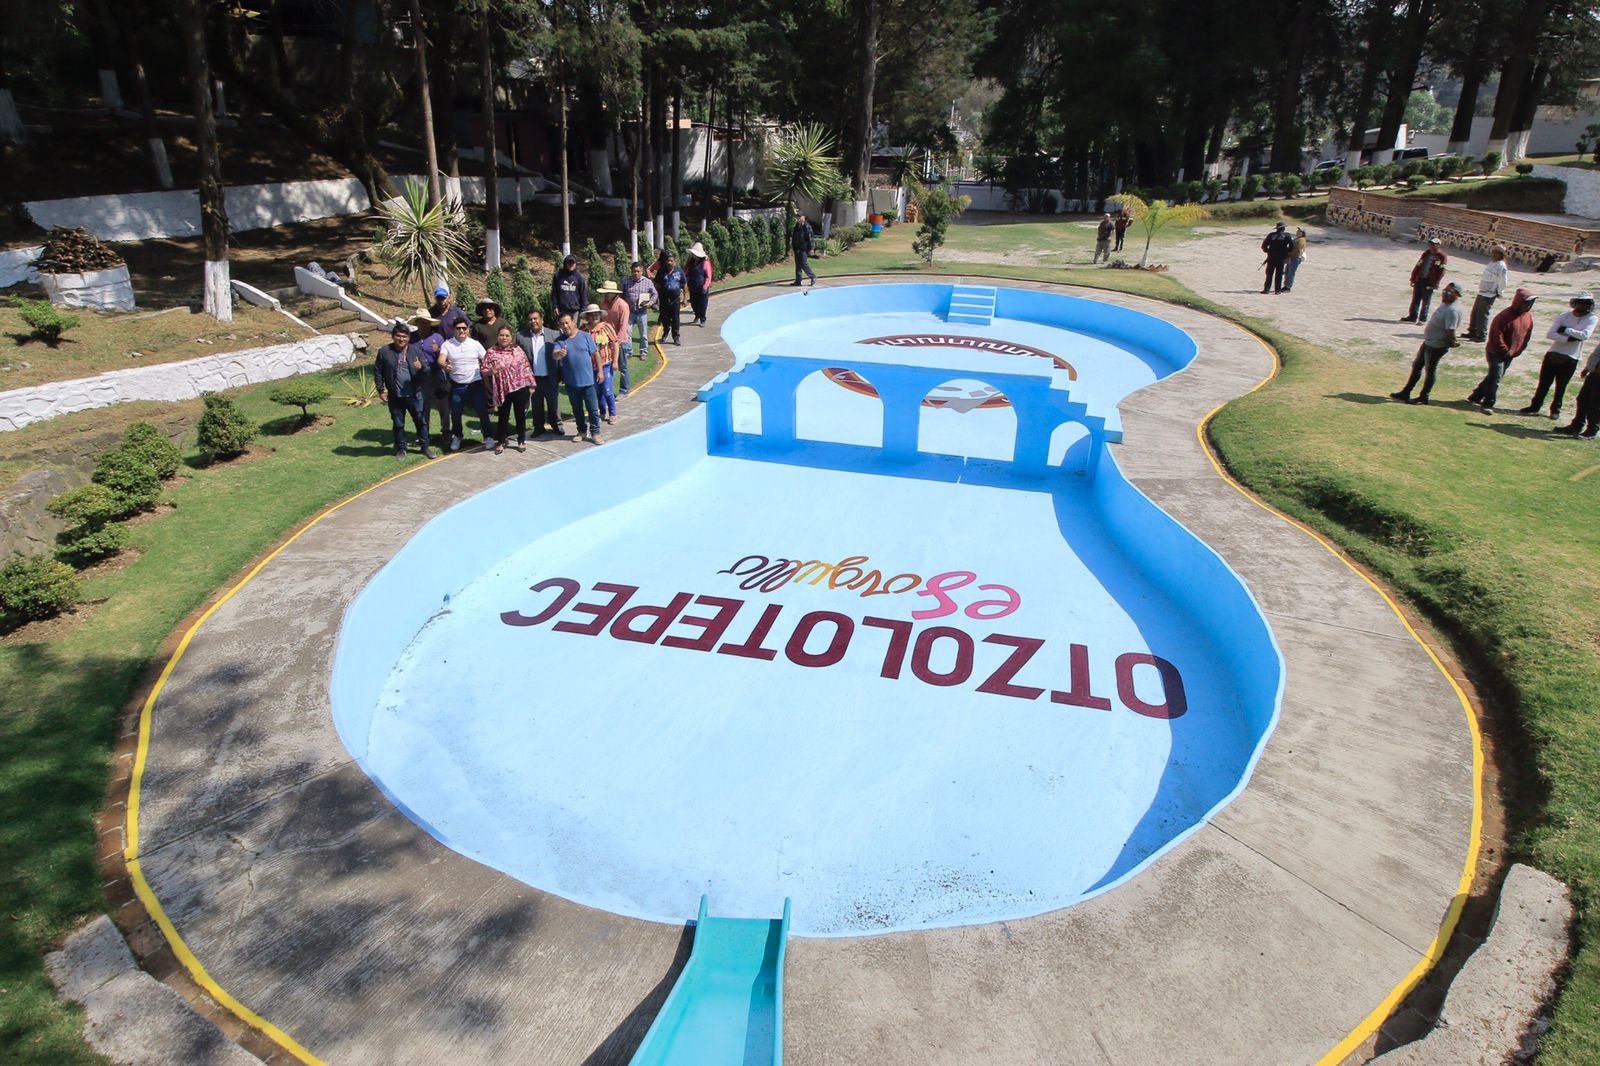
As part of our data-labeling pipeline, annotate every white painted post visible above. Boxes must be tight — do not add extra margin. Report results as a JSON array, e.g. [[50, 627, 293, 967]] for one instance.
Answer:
[[98, 70, 124, 110], [149, 138, 174, 189], [213, 79, 226, 119], [0, 89, 24, 144], [484, 228, 501, 272]]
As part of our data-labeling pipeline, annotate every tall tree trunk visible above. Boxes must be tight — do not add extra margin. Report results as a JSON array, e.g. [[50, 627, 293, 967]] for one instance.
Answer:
[[702, 88, 715, 230], [1342, 1, 1391, 171], [1373, 0, 1434, 164], [847, 0, 879, 199], [1486, 0, 1549, 160], [0, 50, 22, 145], [267, 0, 292, 96], [109, 0, 172, 187], [559, 58, 571, 255], [337, 0, 381, 204], [409, 0, 442, 206], [434, 27, 460, 186], [182, 0, 230, 321], [1448, 22, 1491, 155], [725, 92, 736, 219], [74, 0, 124, 109], [651, 64, 665, 243], [671, 86, 683, 238], [479, 9, 501, 270], [1508, 61, 1549, 162], [631, 104, 641, 258], [1268, 0, 1315, 173]]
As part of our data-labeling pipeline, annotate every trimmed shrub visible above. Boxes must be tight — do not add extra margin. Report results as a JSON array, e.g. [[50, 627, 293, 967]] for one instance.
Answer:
[[484, 269, 511, 310], [1417, 159, 1439, 179], [47, 484, 129, 565], [17, 300, 81, 347], [1226, 175, 1244, 200], [1278, 174, 1302, 197], [582, 238, 610, 289], [1481, 151, 1502, 173], [1406, 175, 1427, 191], [269, 380, 334, 422], [708, 222, 733, 274], [91, 448, 161, 516], [641, 232, 657, 272], [610, 240, 629, 281], [1203, 178, 1222, 203], [195, 393, 256, 460], [662, 234, 680, 265], [1260, 173, 1282, 198], [1243, 173, 1264, 200], [509, 258, 539, 325], [453, 279, 476, 314], [121, 422, 181, 480], [1186, 180, 1205, 204], [0, 553, 80, 628], [766, 216, 784, 262], [1516, 162, 1535, 176]]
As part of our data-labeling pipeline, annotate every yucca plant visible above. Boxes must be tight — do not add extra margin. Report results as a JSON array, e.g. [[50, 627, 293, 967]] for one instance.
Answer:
[[762, 124, 849, 210], [374, 180, 473, 303]]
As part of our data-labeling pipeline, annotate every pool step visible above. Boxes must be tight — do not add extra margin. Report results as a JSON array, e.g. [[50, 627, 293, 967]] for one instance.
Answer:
[[947, 284, 997, 326]]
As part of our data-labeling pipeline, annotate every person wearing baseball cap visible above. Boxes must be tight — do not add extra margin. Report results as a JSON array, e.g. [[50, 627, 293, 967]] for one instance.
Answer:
[[1260, 221, 1295, 294], [1391, 281, 1463, 405], [429, 285, 470, 340], [1521, 291, 1598, 420], [552, 254, 587, 319], [1402, 237, 1449, 322]]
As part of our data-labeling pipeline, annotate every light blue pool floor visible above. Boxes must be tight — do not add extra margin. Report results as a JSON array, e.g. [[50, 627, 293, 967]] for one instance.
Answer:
[[367, 455, 1253, 935]]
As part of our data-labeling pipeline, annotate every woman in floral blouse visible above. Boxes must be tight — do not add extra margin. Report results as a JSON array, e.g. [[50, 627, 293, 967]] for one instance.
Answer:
[[481, 324, 536, 454]]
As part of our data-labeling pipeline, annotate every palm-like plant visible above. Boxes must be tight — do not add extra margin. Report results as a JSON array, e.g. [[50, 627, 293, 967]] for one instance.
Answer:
[[762, 124, 849, 208], [1105, 193, 1208, 268], [374, 180, 473, 302]]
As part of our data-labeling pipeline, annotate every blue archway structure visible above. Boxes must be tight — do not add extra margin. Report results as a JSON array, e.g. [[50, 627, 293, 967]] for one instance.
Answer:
[[698, 356, 1117, 482]]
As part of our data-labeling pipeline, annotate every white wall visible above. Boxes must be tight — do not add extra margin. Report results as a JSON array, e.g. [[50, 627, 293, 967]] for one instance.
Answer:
[[0, 333, 360, 433], [23, 178, 372, 243], [1532, 163, 1600, 218], [0, 245, 42, 288]]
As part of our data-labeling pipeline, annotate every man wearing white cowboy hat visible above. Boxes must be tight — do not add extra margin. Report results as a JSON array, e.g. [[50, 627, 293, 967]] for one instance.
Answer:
[[1522, 291, 1598, 420], [597, 280, 633, 397], [683, 240, 714, 327]]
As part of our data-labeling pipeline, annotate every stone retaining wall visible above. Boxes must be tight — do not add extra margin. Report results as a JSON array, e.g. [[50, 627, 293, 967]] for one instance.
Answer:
[[1327, 187, 1600, 264], [0, 333, 360, 433]]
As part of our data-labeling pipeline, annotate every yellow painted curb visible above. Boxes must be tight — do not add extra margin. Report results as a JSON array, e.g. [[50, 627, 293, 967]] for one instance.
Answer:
[[1196, 326, 1485, 1066]]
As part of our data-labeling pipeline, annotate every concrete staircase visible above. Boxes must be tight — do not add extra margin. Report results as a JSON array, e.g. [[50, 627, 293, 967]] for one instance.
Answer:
[[946, 284, 997, 326], [287, 295, 366, 336]]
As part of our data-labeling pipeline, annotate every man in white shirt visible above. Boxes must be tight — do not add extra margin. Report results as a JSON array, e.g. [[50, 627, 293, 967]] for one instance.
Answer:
[[440, 318, 490, 450], [1521, 292, 1597, 421], [516, 309, 564, 437], [1467, 246, 1509, 342]]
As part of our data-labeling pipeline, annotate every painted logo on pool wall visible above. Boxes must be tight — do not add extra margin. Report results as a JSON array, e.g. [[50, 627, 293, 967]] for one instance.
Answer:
[[498, 576, 1188, 720], [824, 334, 1079, 412]]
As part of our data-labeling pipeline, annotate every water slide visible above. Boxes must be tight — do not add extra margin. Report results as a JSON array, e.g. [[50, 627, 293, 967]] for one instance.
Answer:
[[629, 897, 792, 1066]]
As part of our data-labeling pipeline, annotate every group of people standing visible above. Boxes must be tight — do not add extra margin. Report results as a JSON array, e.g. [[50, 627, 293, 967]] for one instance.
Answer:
[[1259, 221, 1309, 294], [1389, 239, 1600, 437], [374, 262, 667, 457], [1093, 211, 1132, 263]]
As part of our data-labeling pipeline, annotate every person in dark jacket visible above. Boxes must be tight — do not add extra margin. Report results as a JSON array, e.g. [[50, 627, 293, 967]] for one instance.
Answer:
[[471, 300, 511, 348], [551, 255, 587, 318], [374, 322, 437, 459], [1402, 239, 1449, 322], [516, 308, 564, 437], [1260, 222, 1295, 294], [1468, 288, 1536, 414], [656, 253, 687, 345], [792, 212, 817, 286]]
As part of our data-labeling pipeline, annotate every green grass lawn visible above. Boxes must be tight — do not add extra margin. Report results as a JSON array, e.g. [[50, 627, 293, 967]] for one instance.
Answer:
[[5, 217, 1600, 1062]]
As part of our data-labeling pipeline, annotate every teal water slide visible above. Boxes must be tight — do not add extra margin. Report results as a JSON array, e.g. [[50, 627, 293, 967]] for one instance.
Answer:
[[629, 897, 792, 1066]]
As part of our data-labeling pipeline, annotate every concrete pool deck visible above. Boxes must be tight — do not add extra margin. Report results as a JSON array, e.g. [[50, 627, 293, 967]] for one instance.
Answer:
[[114, 277, 1478, 1065]]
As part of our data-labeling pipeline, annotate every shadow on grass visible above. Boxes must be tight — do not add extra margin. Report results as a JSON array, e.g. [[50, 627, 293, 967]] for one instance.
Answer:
[[1328, 391, 1392, 405], [1469, 420, 1585, 441], [331, 427, 397, 458]]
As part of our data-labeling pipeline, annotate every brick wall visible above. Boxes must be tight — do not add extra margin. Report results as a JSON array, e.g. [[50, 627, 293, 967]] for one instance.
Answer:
[[1327, 187, 1600, 264]]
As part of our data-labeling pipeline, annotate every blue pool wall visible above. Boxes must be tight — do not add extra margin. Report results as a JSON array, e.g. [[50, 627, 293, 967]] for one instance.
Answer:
[[330, 413, 706, 763], [330, 281, 1284, 919]]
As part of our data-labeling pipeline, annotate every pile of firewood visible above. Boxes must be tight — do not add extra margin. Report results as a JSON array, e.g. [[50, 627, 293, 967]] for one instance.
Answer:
[[34, 227, 126, 274]]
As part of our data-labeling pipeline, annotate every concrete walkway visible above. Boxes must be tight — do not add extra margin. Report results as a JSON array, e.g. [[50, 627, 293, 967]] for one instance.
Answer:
[[119, 277, 1478, 1065]]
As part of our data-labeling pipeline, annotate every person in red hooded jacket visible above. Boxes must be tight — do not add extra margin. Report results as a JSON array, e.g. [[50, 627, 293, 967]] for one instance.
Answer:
[[1468, 288, 1537, 414]]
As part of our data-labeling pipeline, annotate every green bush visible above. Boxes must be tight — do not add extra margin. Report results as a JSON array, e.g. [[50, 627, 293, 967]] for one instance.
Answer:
[[1226, 175, 1244, 200], [91, 448, 162, 516], [766, 216, 784, 262], [121, 422, 181, 480], [1406, 175, 1427, 190], [1417, 159, 1439, 180], [17, 299, 80, 347], [610, 240, 629, 281], [47, 484, 129, 565], [1242, 173, 1264, 200], [509, 257, 540, 325], [641, 232, 657, 272], [484, 268, 511, 310], [1436, 156, 1466, 181], [0, 553, 80, 628], [582, 238, 610, 289], [662, 234, 680, 265], [1278, 174, 1302, 197], [1516, 162, 1535, 176], [453, 279, 475, 314], [268, 380, 334, 422], [1185, 179, 1205, 204], [708, 222, 733, 274], [1481, 150, 1502, 173], [1203, 177, 1222, 203], [195, 392, 257, 459]]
